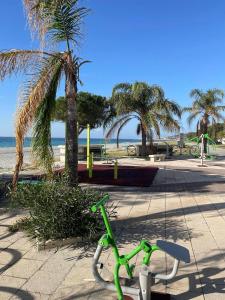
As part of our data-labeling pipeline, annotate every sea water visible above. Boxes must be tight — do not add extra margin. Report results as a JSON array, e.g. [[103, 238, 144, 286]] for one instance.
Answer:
[[0, 137, 140, 148]]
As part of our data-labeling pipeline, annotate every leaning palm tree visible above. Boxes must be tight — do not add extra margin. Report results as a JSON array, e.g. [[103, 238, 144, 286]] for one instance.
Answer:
[[183, 89, 225, 153], [0, 0, 89, 186], [105, 82, 181, 154]]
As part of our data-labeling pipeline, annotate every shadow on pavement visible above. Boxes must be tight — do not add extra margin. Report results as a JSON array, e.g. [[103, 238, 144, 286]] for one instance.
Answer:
[[169, 250, 225, 299], [0, 287, 34, 299], [0, 248, 22, 273]]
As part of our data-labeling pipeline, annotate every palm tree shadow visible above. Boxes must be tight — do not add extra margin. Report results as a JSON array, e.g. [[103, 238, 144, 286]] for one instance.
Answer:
[[0, 287, 34, 299], [168, 250, 225, 299], [0, 248, 22, 273], [168, 267, 225, 299], [68, 211, 196, 260]]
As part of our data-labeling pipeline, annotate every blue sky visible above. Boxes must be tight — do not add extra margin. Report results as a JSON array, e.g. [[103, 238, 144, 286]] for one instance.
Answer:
[[1, 0, 225, 138]]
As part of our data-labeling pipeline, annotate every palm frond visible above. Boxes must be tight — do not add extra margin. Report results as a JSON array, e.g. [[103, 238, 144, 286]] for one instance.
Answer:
[[143, 113, 161, 137], [182, 107, 193, 113], [207, 89, 224, 104], [214, 105, 225, 111], [116, 117, 133, 147], [150, 84, 165, 100], [105, 115, 134, 140], [163, 99, 182, 118], [190, 89, 203, 99], [210, 111, 225, 122], [23, 0, 89, 46], [13, 54, 64, 184], [73, 57, 91, 84], [187, 111, 200, 126], [112, 82, 132, 97], [136, 123, 141, 135], [23, 0, 46, 40], [102, 100, 117, 131], [146, 127, 154, 144], [158, 113, 180, 132], [46, 1, 89, 46], [32, 57, 63, 173], [132, 81, 151, 102], [111, 83, 134, 115], [23, 1, 70, 38], [0, 49, 48, 80], [196, 120, 200, 135]]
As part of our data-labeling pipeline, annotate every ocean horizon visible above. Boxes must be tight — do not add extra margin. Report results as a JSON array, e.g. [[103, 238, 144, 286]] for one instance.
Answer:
[[0, 136, 141, 148]]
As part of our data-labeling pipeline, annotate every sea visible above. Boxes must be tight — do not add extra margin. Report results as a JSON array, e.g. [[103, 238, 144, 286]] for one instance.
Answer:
[[0, 137, 140, 148]]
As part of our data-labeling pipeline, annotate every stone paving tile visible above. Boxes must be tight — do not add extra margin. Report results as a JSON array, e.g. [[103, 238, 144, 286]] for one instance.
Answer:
[[23, 248, 54, 261], [0, 232, 24, 243], [194, 249, 225, 268], [61, 257, 94, 287], [39, 252, 76, 275], [198, 266, 225, 285], [167, 269, 202, 292], [0, 248, 24, 272], [22, 270, 69, 295], [168, 288, 205, 299], [191, 231, 218, 254], [9, 237, 35, 251], [50, 282, 97, 300], [202, 286, 225, 300], [0, 241, 15, 249], [3, 258, 44, 279], [0, 275, 26, 300]]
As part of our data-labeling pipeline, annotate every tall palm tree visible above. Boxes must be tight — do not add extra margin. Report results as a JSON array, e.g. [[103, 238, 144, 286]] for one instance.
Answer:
[[105, 82, 181, 154], [0, 0, 89, 186], [183, 89, 225, 153]]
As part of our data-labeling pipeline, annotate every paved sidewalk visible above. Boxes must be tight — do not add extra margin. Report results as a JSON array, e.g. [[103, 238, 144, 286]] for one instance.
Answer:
[[0, 161, 225, 299]]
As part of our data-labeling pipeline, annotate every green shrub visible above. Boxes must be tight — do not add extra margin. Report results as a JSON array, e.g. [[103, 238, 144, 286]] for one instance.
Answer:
[[0, 181, 6, 198], [9, 217, 30, 233], [9, 180, 115, 242]]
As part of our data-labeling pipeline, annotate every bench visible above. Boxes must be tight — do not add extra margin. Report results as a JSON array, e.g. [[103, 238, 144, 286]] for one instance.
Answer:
[[149, 154, 166, 162]]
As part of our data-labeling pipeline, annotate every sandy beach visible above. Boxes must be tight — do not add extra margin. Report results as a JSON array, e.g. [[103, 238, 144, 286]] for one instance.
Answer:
[[0, 146, 60, 171], [0, 142, 140, 172]]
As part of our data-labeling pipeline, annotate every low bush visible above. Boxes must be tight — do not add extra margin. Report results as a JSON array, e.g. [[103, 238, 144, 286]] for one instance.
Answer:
[[9, 179, 116, 242], [9, 217, 30, 233]]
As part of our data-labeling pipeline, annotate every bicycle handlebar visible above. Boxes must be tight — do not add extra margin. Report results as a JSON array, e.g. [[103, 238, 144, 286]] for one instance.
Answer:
[[91, 194, 110, 213]]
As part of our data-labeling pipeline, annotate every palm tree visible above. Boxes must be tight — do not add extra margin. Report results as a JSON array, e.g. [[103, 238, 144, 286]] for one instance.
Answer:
[[0, 0, 89, 186], [183, 89, 225, 153], [105, 82, 181, 154]]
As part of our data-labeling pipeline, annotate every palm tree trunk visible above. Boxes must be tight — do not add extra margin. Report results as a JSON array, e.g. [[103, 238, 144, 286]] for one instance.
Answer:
[[149, 132, 154, 155], [202, 115, 208, 154], [141, 124, 147, 156], [65, 54, 78, 185]]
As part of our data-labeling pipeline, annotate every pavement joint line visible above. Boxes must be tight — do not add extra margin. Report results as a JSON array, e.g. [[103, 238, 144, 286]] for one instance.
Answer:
[[192, 193, 225, 255], [0, 274, 30, 280], [18, 249, 79, 297], [178, 191, 206, 300]]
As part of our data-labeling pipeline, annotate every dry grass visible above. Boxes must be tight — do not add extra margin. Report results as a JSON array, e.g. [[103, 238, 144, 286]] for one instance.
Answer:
[[106, 148, 128, 158]]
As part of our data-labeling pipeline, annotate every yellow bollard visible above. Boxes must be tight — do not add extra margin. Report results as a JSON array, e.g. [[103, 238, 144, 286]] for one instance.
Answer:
[[87, 124, 90, 169], [89, 152, 94, 178], [114, 159, 118, 180]]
